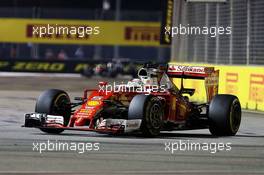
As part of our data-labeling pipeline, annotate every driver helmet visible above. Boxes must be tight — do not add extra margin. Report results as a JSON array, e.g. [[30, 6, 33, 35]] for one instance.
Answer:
[[138, 68, 159, 85]]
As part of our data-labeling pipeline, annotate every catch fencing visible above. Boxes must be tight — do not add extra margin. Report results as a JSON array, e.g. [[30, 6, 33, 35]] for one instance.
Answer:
[[171, 0, 264, 65]]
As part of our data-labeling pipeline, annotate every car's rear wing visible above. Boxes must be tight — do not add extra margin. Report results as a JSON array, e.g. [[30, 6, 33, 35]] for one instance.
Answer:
[[166, 64, 219, 102], [167, 64, 215, 79]]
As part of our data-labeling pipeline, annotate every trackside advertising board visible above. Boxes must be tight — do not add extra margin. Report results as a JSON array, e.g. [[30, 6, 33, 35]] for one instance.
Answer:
[[171, 63, 264, 112], [0, 59, 102, 73], [0, 18, 160, 46], [0, 59, 142, 73], [160, 0, 174, 45]]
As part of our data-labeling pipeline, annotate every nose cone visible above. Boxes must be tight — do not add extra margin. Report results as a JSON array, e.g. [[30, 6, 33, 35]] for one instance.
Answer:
[[74, 117, 87, 126]]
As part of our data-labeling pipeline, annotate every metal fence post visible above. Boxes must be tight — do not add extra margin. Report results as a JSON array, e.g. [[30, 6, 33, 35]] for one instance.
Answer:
[[113, 0, 121, 59], [204, 4, 209, 63], [215, 4, 220, 64], [246, 0, 251, 65], [171, 0, 181, 61], [229, 0, 233, 64]]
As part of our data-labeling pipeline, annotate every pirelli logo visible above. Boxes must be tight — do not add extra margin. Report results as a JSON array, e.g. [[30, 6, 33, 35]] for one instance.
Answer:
[[124, 26, 160, 42], [225, 73, 239, 94], [249, 74, 264, 102], [226, 73, 238, 83]]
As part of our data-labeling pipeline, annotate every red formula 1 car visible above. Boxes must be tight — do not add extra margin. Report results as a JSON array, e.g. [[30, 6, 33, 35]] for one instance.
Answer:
[[24, 64, 242, 137]]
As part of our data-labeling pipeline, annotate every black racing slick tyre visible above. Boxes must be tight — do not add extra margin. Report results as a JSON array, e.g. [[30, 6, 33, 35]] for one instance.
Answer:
[[208, 94, 241, 136], [35, 89, 71, 134], [128, 95, 163, 137]]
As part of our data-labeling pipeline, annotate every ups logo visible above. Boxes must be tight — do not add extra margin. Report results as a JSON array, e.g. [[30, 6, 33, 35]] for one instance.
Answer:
[[124, 26, 160, 42]]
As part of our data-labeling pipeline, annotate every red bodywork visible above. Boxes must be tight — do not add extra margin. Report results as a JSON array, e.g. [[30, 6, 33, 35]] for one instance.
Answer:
[[37, 64, 219, 133], [67, 89, 184, 132]]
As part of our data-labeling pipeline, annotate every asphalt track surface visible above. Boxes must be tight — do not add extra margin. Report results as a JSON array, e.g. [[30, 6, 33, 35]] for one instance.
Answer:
[[0, 76, 263, 175]]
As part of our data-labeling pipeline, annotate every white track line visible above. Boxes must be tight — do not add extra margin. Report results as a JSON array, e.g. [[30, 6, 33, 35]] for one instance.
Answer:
[[0, 72, 81, 78]]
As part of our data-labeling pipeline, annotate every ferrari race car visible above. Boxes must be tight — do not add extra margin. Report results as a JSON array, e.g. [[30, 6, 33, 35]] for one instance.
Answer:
[[24, 64, 242, 137]]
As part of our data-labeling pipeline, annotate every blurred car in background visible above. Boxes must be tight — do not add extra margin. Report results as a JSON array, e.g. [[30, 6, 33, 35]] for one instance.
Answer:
[[82, 58, 138, 78]]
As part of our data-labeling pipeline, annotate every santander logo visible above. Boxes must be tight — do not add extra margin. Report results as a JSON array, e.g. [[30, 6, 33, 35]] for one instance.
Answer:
[[168, 65, 205, 74]]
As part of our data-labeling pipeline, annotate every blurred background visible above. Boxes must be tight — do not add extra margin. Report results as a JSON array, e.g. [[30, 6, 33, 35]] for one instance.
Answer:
[[0, 0, 170, 62], [0, 0, 264, 65]]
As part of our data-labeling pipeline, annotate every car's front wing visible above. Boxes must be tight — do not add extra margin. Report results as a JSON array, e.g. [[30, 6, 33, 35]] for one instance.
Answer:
[[23, 113, 142, 134]]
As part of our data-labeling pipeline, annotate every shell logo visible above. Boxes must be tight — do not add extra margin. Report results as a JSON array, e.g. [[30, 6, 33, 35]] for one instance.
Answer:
[[87, 100, 101, 106]]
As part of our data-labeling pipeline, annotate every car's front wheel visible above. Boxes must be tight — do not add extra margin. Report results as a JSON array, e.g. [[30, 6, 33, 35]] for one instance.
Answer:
[[35, 89, 71, 134]]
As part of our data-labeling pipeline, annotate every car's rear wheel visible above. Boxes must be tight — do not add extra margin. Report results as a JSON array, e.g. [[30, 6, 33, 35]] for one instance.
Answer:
[[35, 89, 71, 134], [128, 95, 163, 137], [208, 94, 241, 136]]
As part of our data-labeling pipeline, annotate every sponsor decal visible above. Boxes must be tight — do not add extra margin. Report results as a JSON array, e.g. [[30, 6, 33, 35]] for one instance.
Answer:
[[91, 96, 103, 100], [168, 65, 206, 74], [12, 62, 65, 72], [205, 70, 219, 102], [225, 73, 239, 94], [249, 74, 264, 103], [124, 119, 141, 132], [124, 26, 160, 42], [87, 100, 101, 106], [0, 18, 160, 46]]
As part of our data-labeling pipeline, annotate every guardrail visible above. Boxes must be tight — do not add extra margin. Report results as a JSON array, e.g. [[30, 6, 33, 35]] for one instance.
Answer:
[[0, 59, 146, 73]]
